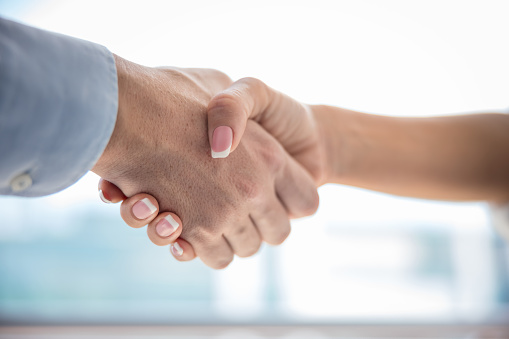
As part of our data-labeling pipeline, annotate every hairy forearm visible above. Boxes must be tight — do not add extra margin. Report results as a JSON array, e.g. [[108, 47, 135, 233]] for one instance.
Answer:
[[315, 106, 509, 202]]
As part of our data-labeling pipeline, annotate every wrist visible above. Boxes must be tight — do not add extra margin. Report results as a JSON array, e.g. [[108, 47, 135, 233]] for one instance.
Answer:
[[311, 105, 355, 186], [91, 54, 144, 179]]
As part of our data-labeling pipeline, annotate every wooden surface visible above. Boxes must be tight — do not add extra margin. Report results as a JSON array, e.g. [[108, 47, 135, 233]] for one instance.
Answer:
[[0, 325, 508, 339]]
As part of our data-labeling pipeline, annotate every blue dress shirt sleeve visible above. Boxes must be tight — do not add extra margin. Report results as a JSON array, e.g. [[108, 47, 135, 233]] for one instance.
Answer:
[[0, 18, 118, 197]]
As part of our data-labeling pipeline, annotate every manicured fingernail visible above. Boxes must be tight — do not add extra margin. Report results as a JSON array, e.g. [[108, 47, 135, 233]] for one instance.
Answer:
[[132, 198, 157, 219], [211, 126, 233, 158], [156, 215, 180, 237], [98, 190, 112, 204], [171, 242, 184, 256]]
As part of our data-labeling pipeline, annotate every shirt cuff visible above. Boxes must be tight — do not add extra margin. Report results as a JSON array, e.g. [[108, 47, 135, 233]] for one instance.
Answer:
[[0, 18, 118, 196]]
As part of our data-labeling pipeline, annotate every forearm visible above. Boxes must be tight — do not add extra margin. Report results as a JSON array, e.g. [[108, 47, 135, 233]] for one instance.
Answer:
[[315, 106, 509, 202]]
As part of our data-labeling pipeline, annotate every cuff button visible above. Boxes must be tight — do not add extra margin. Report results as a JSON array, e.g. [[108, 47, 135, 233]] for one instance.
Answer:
[[10, 173, 33, 193]]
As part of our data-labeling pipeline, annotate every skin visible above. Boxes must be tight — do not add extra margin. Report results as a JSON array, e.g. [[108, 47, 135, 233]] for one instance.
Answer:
[[204, 77, 509, 201], [92, 60, 318, 269], [101, 77, 509, 264]]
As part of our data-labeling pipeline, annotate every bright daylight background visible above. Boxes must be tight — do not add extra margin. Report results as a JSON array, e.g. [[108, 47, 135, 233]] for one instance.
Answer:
[[0, 0, 508, 325]]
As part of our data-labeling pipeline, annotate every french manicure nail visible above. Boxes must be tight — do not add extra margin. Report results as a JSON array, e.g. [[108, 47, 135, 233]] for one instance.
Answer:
[[171, 242, 184, 256], [211, 126, 233, 158], [98, 190, 112, 204], [132, 198, 157, 219], [156, 215, 180, 237]]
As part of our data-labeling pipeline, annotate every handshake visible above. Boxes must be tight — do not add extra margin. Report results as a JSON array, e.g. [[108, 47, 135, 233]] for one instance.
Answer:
[[92, 56, 327, 269], [3, 18, 508, 270], [92, 56, 509, 269]]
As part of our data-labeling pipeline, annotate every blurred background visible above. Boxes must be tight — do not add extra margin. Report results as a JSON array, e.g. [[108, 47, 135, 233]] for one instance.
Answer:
[[0, 0, 508, 327]]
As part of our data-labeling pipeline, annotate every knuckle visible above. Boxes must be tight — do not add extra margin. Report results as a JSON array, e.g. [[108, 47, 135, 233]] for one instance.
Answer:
[[232, 225, 248, 237], [289, 184, 320, 219], [268, 227, 291, 246], [181, 222, 212, 243], [196, 68, 232, 86], [301, 189, 320, 216], [237, 242, 261, 258], [184, 207, 239, 241], [186, 223, 219, 242], [233, 178, 262, 202], [213, 70, 233, 87], [258, 139, 285, 172], [212, 256, 234, 270]]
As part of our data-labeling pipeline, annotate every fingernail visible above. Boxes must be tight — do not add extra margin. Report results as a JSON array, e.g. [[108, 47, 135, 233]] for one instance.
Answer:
[[171, 242, 184, 256], [98, 190, 112, 204], [156, 215, 180, 237], [211, 126, 233, 158], [132, 198, 157, 219]]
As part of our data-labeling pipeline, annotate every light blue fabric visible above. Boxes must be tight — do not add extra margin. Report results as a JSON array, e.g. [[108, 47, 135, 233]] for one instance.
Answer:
[[0, 18, 118, 196]]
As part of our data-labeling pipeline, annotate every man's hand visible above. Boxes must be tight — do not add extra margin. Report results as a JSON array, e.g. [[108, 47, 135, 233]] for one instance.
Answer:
[[92, 56, 319, 269]]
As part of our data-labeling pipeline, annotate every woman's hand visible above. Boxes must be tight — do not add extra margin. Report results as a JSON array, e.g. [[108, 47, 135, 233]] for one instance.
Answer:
[[207, 78, 330, 186], [98, 178, 197, 261]]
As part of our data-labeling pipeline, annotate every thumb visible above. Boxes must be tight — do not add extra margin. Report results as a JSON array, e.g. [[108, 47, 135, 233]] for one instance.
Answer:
[[207, 77, 273, 158]]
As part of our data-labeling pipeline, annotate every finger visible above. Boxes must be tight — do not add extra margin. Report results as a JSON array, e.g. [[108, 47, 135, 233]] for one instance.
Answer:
[[98, 178, 127, 204], [192, 236, 234, 269], [207, 77, 307, 158], [251, 197, 292, 245], [207, 77, 266, 158], [275, 151, 320, 218], [119, 194, 159, 228], [170, 238, 196, 262], [223, 218, 262, 258], [146, 212, 183, 246]]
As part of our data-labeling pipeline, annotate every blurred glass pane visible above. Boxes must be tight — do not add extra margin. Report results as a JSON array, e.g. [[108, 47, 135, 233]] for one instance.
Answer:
[[1, 177, 507, 324]]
